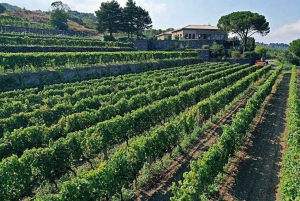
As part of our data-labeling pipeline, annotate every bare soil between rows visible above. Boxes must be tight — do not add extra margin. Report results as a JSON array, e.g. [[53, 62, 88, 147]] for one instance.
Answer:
[[135, 80, 262, 201], [218, 73, 289, 201]]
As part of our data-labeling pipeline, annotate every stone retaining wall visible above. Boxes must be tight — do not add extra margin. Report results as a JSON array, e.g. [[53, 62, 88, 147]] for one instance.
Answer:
[[0, 58, 201, 91], [134, 40, 225, 51], [0, 46, 135, 53], [0, 25, 94, 36]]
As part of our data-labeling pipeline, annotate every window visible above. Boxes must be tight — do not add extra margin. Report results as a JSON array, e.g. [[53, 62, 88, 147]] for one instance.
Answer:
[[214, 34, 224, 40], [200, 34, 211, 40], [185, 33, 188, 39], [192, 34, 195, 39], [189, 33, 191, 39]]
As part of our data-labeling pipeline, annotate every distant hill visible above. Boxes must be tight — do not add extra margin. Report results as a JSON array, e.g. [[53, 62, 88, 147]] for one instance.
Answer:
[[0, 3, 97, 34], [256, 42, 289, 50], [43, 10, 97, 29], [1, 2, 20, 10]]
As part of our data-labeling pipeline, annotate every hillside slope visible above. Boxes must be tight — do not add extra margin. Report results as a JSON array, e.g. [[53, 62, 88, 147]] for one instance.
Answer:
[[0, 3, 97, 35]]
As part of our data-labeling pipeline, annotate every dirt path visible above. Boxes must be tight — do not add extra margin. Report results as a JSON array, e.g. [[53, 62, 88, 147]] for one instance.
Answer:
[[135, 80, 263, 201], [220, 73, 289, 201]]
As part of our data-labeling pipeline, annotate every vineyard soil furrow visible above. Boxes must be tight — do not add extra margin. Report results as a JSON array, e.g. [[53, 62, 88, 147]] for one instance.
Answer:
[[219, 72, 289, 201], [135, 74, 267, 201]]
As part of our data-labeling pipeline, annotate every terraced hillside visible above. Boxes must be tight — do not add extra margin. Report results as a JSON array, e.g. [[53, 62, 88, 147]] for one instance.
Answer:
[[1, 61, 298, 201]]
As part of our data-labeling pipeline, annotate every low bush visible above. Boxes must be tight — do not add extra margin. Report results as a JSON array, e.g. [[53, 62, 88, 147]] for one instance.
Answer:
[[104, 35, 116, 41], [242, 51, 260, 60], [231, 50, 242, 58], [201, 44, 209, 49]]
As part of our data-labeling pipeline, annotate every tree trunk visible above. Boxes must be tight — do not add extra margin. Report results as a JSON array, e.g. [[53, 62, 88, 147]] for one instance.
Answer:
[[243, 37, 248, 53]]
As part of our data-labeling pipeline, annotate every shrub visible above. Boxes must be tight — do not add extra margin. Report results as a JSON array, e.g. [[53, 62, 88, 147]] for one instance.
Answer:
[[288, 39, 300, 58], [242, 51, 260, 60], [210, 42, 225, 58], [104, 35, 116, 41], [255, 46, 268, 57], [201, 44, 209, 49], [231, 51, 242, 58]]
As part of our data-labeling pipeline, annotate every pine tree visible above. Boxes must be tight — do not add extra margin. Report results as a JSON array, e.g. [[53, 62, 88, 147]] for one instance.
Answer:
[[95, 0, 122, 37], [49, 1, 69, 31], [134, 6, 152, 39], [122, 0, 137, 38]]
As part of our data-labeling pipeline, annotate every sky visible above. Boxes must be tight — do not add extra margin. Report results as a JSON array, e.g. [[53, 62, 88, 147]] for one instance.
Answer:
[[2, 0, 300, 44]]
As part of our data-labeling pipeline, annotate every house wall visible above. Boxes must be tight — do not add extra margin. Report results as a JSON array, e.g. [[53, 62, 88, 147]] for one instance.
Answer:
[[172, 30, 183, 39], [182, 30, 197, 39], [172, 29, 227, 40], [157, 34, 171, 40], [157, 35, 164, 40]]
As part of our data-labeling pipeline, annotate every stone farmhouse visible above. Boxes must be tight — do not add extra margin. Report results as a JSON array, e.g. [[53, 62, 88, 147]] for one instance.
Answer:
[[156, 31, 172, 40], [156, 25, 227, 40]]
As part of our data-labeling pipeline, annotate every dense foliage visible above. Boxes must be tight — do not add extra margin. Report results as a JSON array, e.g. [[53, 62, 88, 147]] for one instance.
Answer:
[[49, 1, 70, 31], [255, 45, 268, 58], [280, 66, 300, 200], [267, 49, 300, 65], [255, 42, 288, 50], [0, 51, 197, 72], [289, 39, 300, 58], [95, 0, 123, 37], [0, 34, 133, 47], [218, 11, 270, 52], [95, 0, 152, 39]]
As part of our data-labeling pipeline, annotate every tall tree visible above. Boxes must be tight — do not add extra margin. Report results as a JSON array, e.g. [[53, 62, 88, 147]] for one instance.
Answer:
[[134, 6, 152, 39], [0, 4, 6, 14], [217, 11, 270, 53], [49, 1, 70, 30], [95, 0, 122, 37], [289, 39, 300, 58], [122, 0, 137, 38]]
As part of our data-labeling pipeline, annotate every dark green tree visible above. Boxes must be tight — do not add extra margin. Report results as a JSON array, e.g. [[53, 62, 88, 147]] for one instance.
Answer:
[[122, 0, 137, 38], [246, 37, 255, 51], [0, 4, 6, 14], [289, 39, 300, 58], [217, 11, 270, 53], [134, 6, 152, 39], [255, 45, 268, 58], [49, 1, 70, 30], [95, 0, 122, 37]]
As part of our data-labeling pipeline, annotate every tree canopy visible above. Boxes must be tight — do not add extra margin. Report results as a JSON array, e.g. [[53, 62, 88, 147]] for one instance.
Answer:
[[217, 11, 270, 52], [49, 1, 70, 30], [289, 39, 300, 58], [255, 45, 268, 58], [122, 0, 137, 38], [0, 4, 6, 14], [134, 6, 152, 39], [95, 0, 122, 37], [95, 0, 152, 39]]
